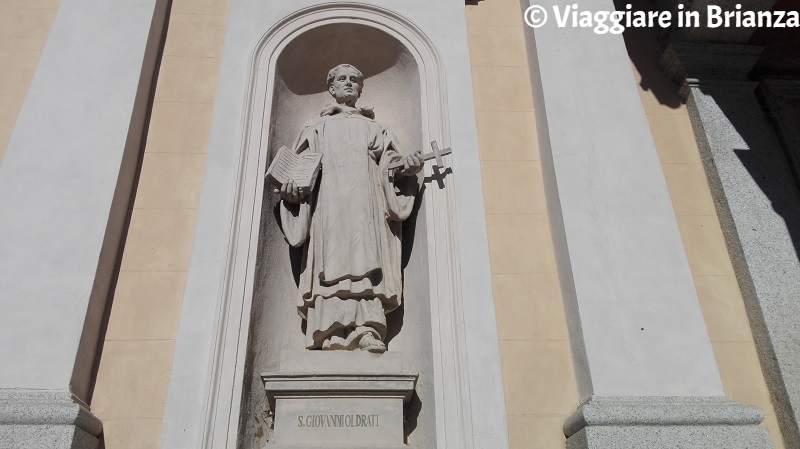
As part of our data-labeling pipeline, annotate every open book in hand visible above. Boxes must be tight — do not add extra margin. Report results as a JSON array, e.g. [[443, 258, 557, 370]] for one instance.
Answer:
[[265, 146, 323, 193]]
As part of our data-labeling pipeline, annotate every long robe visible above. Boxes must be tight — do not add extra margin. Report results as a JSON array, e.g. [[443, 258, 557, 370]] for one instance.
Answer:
[[279, 105, 417, 350]]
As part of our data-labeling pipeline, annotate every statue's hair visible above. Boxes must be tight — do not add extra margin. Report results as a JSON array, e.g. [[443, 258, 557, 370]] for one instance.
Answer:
[[326, 64, 364, 89]]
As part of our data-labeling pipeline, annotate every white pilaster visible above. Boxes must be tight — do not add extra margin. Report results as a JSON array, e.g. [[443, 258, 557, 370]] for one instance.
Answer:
[[0, 0, 168, 446], [521, 0, 770, 446]]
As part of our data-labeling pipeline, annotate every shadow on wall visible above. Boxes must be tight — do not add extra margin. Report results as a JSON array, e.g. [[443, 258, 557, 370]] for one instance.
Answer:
[[718, 90, 800, 271], [616, 0, 800, 258], [276, 25, 402, 96], [750, 0, 800, 78], [615, 0, 683, 110]]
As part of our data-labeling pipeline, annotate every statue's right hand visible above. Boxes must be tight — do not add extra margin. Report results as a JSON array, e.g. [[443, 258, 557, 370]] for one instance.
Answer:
[[280, 179, 305, 204]]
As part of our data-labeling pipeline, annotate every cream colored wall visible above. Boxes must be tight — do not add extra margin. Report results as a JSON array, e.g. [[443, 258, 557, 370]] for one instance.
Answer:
[[631, 46, 786, 449], [466, 1, 579, 448], [89, 0, 230, 446], [0, 0, 60, 164]]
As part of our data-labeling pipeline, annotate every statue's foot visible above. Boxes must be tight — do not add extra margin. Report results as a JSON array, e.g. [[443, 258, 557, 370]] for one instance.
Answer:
[[359, 333, 386, 353]]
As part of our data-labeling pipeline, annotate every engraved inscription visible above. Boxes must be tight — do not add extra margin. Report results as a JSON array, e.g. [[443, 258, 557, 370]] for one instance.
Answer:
[[297, 414, 380, 428]]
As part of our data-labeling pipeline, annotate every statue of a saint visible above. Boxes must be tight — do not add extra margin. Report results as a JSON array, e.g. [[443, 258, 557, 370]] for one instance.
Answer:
[[277, 64, 423, 353]]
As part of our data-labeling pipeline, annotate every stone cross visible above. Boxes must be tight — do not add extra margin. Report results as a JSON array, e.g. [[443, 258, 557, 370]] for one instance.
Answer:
[[388, 140, 451, 170]]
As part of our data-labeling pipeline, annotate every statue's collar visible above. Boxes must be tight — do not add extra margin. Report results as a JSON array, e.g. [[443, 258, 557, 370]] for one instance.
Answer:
[[320, 104, 375, 119]]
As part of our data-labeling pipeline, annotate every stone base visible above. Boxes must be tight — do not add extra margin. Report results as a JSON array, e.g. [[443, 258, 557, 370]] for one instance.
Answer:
[[567, 425, 771, 449], [565, 396, 773, 449], [262, 351, 416, 449], [0, 424, 98, 449], [0, 390, 102, 449]]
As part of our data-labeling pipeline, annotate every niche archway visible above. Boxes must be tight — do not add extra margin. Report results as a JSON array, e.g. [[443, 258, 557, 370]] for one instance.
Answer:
[[240, 20, 436, 449]]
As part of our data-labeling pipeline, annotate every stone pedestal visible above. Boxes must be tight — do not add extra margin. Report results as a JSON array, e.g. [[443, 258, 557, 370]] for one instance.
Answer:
[[262, 351, 416, 449]]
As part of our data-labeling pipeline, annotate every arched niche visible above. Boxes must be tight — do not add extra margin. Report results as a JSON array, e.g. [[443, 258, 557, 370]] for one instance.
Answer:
[[160, 4, 504, 449], [239, 20, 437, 449]]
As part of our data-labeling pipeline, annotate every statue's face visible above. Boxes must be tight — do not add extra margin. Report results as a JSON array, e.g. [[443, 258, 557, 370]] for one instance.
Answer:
[[328, 66, 362, 104]]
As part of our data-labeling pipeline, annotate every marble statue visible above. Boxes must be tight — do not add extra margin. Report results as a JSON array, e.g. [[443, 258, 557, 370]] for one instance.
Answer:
[[277, 64, 423, 353]]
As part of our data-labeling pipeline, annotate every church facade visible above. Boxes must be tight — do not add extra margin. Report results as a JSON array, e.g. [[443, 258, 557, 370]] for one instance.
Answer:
[[0, 0, 798, 448]]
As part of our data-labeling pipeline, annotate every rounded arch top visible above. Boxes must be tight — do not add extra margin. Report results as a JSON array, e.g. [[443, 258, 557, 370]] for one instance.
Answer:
[[244, 2, 451, 158], [252, 2, 444, 80]]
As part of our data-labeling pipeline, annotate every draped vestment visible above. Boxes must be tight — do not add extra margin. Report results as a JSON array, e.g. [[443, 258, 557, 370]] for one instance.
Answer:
[[279, 105, 417, 349]]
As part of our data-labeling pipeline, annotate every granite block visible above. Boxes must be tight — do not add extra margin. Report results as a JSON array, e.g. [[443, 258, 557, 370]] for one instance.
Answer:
[[565, 396, 772, 449], [0, 390, 101, 449]]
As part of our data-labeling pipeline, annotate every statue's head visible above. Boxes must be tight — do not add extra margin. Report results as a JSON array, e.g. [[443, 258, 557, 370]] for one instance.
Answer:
[[327, 64, 363, 106]]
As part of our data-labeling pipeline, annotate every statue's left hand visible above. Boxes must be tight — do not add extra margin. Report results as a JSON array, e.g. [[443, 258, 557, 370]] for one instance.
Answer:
[[279, 179, 306, 204], [400, 151, 423, 176]]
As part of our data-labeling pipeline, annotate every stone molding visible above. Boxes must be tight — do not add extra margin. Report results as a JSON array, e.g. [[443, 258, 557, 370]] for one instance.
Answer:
[[0, 390, 102, 435], [678, 78, 760, 102], [0, 389, 102, 449], [262, 373, 418, 403], [564, 396, 764, 437], [659, 41, 763, 86], [564, 396, 771, 449], [567, 426, 771, 449]]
